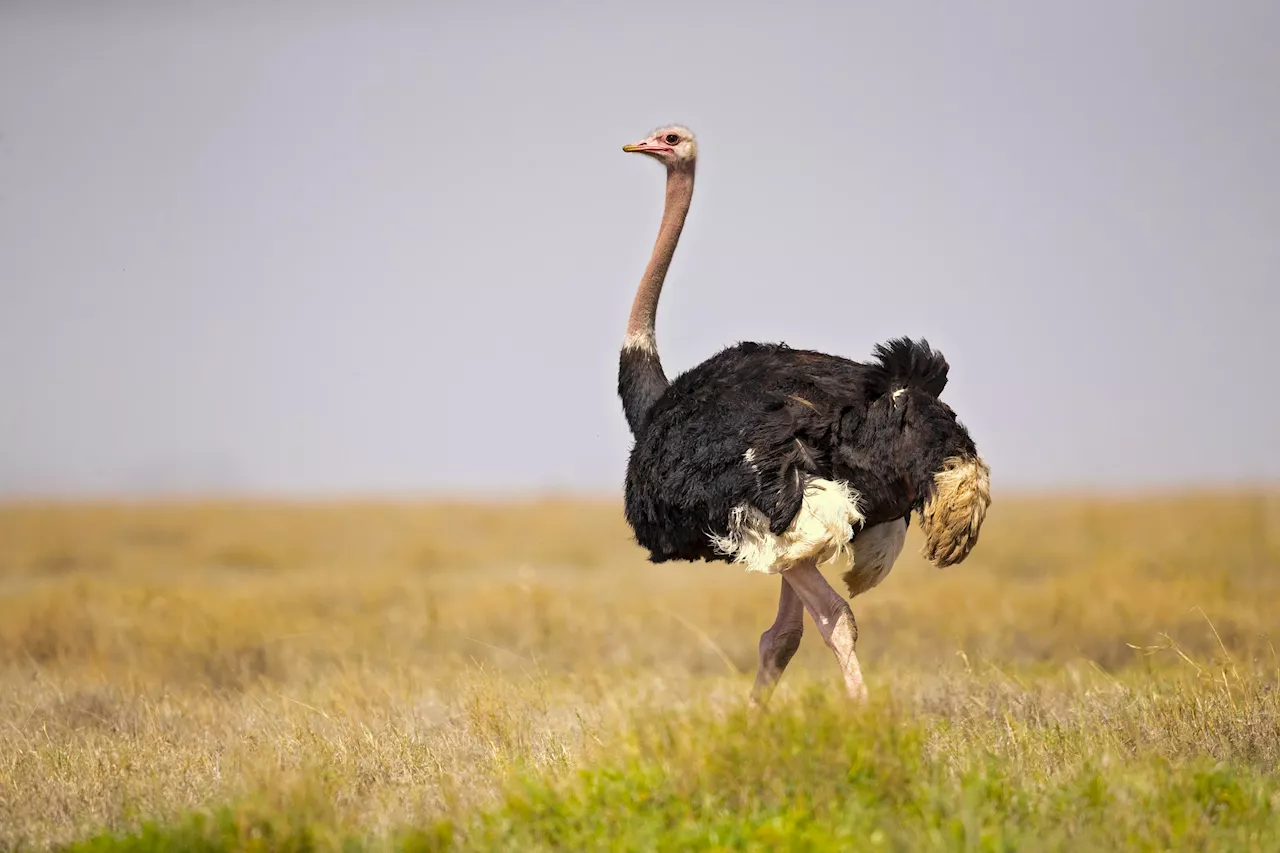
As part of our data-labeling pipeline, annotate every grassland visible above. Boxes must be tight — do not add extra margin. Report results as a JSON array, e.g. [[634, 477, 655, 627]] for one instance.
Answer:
[[1, 492, 1278, 850]]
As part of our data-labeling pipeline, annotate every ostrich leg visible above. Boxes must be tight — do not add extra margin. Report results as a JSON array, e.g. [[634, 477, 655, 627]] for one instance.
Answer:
[[782, 560, 868, 701], [749, 577, 805, 707]]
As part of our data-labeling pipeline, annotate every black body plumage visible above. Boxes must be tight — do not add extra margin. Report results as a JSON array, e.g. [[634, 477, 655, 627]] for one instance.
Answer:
[[619, 337, 980, 564]]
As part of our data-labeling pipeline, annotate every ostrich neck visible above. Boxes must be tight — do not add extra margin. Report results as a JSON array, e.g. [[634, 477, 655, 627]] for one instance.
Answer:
[[625, 166, 695, 350], [617, 165, 694, 437]]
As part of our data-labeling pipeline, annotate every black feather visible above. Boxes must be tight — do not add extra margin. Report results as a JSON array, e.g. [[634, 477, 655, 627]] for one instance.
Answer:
[[621, 339, 980, 565], [868, 337, 950, 399]]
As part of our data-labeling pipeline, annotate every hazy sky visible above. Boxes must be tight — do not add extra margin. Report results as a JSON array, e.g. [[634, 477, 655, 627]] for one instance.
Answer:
[[1, 1, 1277, 497]]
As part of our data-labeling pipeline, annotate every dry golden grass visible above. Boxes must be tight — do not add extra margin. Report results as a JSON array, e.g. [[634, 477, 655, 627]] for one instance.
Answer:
[[1, 492, 1278, 849]]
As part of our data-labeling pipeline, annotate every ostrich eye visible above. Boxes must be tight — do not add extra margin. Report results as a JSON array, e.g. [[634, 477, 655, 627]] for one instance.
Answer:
[[664, 134, 679, 144]]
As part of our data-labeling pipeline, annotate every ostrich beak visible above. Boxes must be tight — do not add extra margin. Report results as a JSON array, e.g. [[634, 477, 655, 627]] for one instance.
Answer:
[[622, 141, 648, 153]]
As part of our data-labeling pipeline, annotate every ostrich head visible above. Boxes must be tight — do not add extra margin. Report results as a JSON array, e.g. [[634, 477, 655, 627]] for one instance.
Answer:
[[623, 125, 697, 170]]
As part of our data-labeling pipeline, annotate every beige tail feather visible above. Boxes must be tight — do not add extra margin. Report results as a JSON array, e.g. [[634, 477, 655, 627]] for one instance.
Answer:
[[921, 455, 991, 568]]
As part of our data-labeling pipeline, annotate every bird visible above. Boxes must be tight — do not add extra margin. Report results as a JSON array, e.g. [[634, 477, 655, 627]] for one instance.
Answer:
[[616, 124, 992, 705]]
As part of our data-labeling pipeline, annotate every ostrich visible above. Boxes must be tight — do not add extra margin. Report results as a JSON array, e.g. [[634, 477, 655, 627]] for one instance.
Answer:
[[617, 125, 991, 704]]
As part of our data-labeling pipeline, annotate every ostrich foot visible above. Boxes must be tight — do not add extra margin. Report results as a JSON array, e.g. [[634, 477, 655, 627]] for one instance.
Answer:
[[749, 577, 805, 708], [783, 559, 868, 702]]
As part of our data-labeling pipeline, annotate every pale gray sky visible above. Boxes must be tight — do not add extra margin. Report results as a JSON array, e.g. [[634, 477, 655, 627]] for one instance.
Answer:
[[1, 1, 1277, 497]]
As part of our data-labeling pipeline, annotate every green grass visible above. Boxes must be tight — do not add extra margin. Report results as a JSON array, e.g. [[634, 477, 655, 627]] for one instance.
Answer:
[[446, 668, 1280, 853], [60, 669, 1280, 852], [3, 494, 1277, 851]]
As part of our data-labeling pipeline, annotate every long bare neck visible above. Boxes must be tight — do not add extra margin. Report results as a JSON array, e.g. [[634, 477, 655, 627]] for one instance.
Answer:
[[625, 166, 695, 349], [616, 165, 696, 435], [618, 165, 695, 437]]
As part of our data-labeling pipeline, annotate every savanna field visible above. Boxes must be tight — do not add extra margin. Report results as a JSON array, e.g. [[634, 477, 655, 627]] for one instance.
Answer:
[[2, 493, 1279, 851]]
